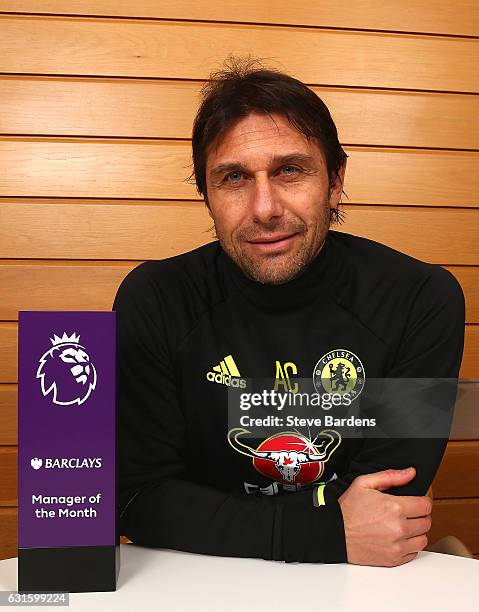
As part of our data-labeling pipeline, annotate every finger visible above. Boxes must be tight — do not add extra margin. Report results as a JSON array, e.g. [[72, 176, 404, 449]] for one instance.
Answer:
[[404, 516, 432, 539], [397, 495, 432, 519], [359, 467, 416, 492], [403, 534, 428, 555]]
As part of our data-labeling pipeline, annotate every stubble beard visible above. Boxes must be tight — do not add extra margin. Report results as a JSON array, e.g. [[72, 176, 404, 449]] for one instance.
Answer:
[[214, 207, 331, 285]]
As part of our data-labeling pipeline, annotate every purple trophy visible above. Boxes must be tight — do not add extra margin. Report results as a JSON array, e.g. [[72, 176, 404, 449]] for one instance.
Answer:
[[17, 311, 119, 592]]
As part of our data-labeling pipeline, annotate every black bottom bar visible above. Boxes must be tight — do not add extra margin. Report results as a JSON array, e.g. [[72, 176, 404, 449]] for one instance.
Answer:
[[18, 544, 120, 593]]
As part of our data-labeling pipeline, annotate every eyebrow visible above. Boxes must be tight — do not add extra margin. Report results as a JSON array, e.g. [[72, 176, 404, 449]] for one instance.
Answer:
[[209, 152, 317, 181]]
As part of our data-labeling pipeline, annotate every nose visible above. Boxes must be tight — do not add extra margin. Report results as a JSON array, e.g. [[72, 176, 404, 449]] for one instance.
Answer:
[[249, 173, 285, 223]]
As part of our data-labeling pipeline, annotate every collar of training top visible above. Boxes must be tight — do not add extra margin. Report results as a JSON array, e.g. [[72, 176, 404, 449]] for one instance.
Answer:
[[218, 230, 343, 312]]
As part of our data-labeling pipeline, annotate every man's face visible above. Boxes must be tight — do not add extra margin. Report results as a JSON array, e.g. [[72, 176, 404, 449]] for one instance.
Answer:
[[205, 111, 346, 284]]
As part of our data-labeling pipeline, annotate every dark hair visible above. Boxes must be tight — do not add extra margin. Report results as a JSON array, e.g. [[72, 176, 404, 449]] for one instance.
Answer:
[[188, 56, 348, 223]]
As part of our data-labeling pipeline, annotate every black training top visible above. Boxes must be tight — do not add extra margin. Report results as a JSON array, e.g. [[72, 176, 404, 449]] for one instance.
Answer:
[[113, 229, 465, 563]]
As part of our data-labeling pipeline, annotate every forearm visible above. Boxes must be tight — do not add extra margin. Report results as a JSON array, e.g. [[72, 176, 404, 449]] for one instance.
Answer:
[[323, 436, 449, 506], [121, 478, 347, 563]]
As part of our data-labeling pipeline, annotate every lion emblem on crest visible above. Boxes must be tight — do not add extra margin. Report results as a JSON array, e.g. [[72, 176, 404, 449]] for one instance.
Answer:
[[36, 332, 97, 406]]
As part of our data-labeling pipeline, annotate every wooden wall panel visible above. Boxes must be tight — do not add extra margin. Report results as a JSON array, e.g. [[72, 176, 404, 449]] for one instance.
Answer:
[[0, 0, 477, 37], [0, 262, 138, 320], [463, 328, 479, 379], [432, 441, 479, 498], [0, 139, 196, 200], [1, 78, 478, 150], [339, 208, 479, 265], [1, 140, 478, 206], [0, 508, 17, 560], [0, 448, 17, 506], [1, 262, 477, 323], [449, 268, 479, 324], [429, 499, 479, 554], [0, 326, 17, 384], [0, 200, 213, 260], [0, 17, 477, 92], [0, 386, 16, 445], [2, 202, 479, 264], [1, 322, 477, 384]]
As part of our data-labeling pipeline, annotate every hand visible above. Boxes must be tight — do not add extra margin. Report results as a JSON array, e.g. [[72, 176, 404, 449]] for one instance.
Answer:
[[337, 467, 432, 567]]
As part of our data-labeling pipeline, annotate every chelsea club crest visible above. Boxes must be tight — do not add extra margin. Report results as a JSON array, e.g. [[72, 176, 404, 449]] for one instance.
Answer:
[[313, 348, 365, 401]]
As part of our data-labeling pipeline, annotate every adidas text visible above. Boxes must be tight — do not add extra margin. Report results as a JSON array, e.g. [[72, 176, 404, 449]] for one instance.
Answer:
[[206, 371, 247, 388]]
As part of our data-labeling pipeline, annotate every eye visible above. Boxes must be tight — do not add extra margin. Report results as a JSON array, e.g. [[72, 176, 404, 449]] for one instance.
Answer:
[[279, 165, 300, 176], [60, 354, 76, 363], [224, 171, 244, 183], [59, 348, 78, 363]]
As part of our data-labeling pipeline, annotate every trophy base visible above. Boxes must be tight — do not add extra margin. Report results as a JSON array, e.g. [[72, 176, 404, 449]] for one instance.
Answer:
[[17, 544, 120, 593]]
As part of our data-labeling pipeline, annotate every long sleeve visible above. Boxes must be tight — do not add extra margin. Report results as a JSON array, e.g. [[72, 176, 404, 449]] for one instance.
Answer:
[[324, 265, 466, 504], [113, 263, 347, 563]]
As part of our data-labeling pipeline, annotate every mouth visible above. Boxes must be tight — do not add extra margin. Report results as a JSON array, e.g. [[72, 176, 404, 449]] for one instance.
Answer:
[[246, 233, 299, 253]]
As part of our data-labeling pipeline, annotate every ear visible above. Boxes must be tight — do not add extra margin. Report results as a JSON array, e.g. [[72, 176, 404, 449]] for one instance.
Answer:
[[329, 158, 347, 208]]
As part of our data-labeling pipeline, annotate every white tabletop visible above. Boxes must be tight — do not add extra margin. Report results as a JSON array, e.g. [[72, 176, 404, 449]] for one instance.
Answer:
[[0, 544, 477, 612]]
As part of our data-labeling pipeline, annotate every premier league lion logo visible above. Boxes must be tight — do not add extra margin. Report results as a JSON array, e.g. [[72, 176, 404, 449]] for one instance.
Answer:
[[36, 332, 97, 406]]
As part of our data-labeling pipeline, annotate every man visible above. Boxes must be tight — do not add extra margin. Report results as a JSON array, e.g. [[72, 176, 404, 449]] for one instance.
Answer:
[[113, 59, 465, 567]]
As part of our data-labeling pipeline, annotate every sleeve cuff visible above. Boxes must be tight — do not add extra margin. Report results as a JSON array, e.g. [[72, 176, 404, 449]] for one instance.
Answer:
[[322, 478, 349, 506], [279, 487, 348, 563]]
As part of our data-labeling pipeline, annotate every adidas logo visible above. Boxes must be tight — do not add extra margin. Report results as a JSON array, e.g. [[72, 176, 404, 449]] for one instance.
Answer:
[[206, 354, 247, 388]]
